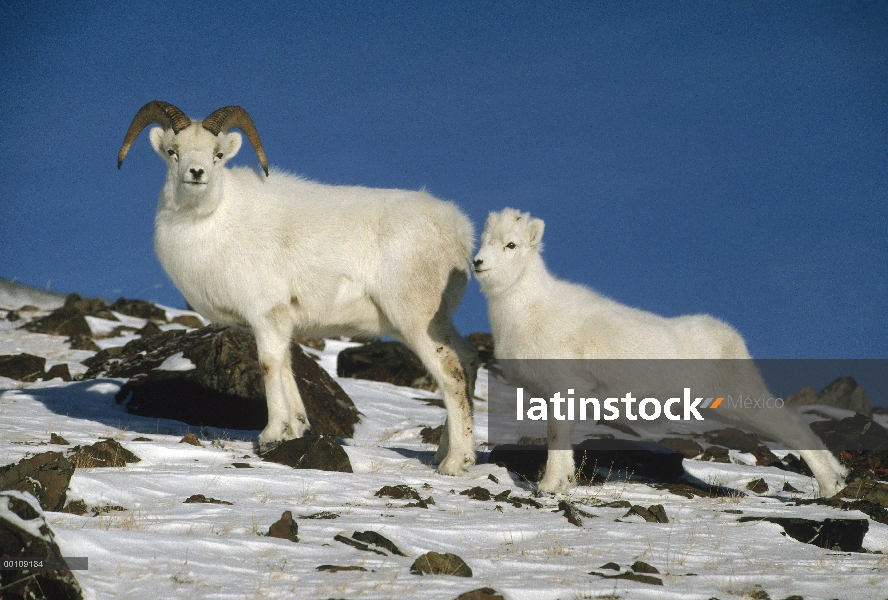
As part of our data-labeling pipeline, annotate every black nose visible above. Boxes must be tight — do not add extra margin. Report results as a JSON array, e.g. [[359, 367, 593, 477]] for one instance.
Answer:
[[473, 259, 483, 268], [190, 168, 204, 180]]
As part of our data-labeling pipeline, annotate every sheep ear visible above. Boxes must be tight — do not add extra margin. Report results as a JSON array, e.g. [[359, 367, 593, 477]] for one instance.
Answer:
[[527, 218, 545, 247], [224, 131, 243, 159], [148, 127, 166, 156]]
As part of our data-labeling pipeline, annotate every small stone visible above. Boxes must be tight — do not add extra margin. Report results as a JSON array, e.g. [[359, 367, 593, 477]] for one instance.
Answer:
[[261, 436, 352, 473], [747, 478, 769, 494], [49, 433, 70, 445], [316, 564, 368, 573], [631, 561, 660, 574], [0, 452, 75, 511], [487, 474, 499, 484], [179, 433, 202, 446], [459, 486, 492, 501], [375, 485, 422, 501], [171, 314, 205, 329], [410, 551, 472, 577], [454, 588, 505, 600], [420, 425, 443, 444], [138, 320, 163, 338], [68, 439, 140, 468], [184, 494, 232, 505], [232, 462, 252, 468], [351, 530, 406, 556], [43, 363, 72, 381], [267, 511, 298, 542], [599, 562, 620, 570], [783, 481, 801, 493]]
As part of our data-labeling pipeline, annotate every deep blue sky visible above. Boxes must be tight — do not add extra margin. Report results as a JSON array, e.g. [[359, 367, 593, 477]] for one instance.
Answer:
[[1, 2, 885, 358]]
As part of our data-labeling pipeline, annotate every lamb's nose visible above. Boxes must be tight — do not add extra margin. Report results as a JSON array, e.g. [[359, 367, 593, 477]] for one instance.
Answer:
[[190, 168, 204, 180], [473, 259, 483, 268]]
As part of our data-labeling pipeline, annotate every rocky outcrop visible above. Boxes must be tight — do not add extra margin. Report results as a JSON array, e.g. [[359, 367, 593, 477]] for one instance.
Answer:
[[82, 325, 360, 437], [786, 376, 872, 417], [0, 453, 75, 512], [337, 340, 437, 391]]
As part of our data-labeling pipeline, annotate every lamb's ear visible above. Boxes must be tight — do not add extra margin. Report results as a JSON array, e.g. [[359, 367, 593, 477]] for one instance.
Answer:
[[222, 131, 243, 159], [527, 217, 545, 248]]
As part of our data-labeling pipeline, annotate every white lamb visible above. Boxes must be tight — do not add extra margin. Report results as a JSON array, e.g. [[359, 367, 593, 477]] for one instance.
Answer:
[[474, 208, 847, 496], [118, 101, 478, 474]]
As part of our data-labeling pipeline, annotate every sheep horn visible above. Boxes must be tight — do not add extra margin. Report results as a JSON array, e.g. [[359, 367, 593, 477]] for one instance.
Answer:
[[202, 106, 269, 177], [118, 101, 192, 169]]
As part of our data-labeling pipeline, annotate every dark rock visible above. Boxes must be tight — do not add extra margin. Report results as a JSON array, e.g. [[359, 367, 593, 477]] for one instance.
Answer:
[[82, 325, 359, 437], [5, 309, 21, 321], [631, 561, 660, 574], [487, 474, 499, 484], [375, 485, 422, 501], [0, 452, 74, 511], [0, 353, 46, 381], [351, 531, 406, 556], [783, 482, 801, 493], [747, 478, 769, 494], [132, 437, 152, 442], [170, 314, 205, 329], [90, 505, 127, 516], [460, 487, 492, 501], [25, 293, 117, 337], [337, 340, 436, 391], [706, 428, 762, 453], [623, 504, 668, 523], [261, 436, 352, 473], [60, 499, 88, 515], [557, 500, 596, 526], [489, 439, 684, 484], [184, 494, 232, 505], [109, 297, 168, 321], [66, 334, 101, 351], [80, 346, 123, 371], [838, 480, 888, 506], [316, 564, 368, 572], [700, 446, 730, 463], [421, 425, 443, 444], [738, 516, 868, 551], [49, 434, 69, 445], [599, 562, 620, 570], [334, 534, 386, 555], [43, 363, 71, 382], [658, 437, 703, 458], [267, 511, 298, 542], [810, 414, 888, 481], [0, 491, 85, 600], [466, 332, 494, 367], [592, 570, 663, 586], [410, 551, 472, 577], [786, 377, 871, 417], [300, 511, 340, 519], [179, 433, 202, 446], [137, 320, 163, 338], [454, 588, 505, 600], [232, 462, 252, 468], [68, 439, 140, 469]]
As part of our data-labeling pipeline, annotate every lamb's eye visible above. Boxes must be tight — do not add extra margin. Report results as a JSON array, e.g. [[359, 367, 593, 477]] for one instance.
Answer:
[[505, 242, 516, 249], [215, 153, 224, 160], [167, 149, 177, 157]]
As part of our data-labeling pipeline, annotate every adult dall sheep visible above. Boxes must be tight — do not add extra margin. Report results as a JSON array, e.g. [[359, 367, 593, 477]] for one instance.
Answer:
[[474, 208, 847, 496], [118, 101, 478, 475]]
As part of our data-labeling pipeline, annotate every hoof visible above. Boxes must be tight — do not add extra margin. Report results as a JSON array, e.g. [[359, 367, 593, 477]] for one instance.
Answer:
[[536, 476, 572, 495], [436, 452, 475, 476]]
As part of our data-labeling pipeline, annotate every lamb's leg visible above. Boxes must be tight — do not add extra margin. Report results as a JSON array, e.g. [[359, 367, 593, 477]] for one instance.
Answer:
[[537, 418, 575, 494], [254, 317, 310, 453]]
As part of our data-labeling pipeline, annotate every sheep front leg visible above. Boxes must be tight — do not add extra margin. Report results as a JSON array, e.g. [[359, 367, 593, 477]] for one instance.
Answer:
[[254, 323, 310, 453], [537, 418, 575, 494]]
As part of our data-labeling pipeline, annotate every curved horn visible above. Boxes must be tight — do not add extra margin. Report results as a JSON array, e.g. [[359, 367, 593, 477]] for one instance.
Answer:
[[202, 106, 269, 177], [118, 101, 191, 169]]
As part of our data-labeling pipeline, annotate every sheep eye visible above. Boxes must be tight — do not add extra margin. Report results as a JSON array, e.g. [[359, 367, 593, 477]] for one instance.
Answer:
[[505, 242, 516, 249], [167, 149, 177, 157], [215, 152, 224, 160]]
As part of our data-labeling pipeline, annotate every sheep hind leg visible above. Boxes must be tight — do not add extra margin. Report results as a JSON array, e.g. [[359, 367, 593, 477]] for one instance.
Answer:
[[407, 327, 477, 476], [254, 324, 310, 453]]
